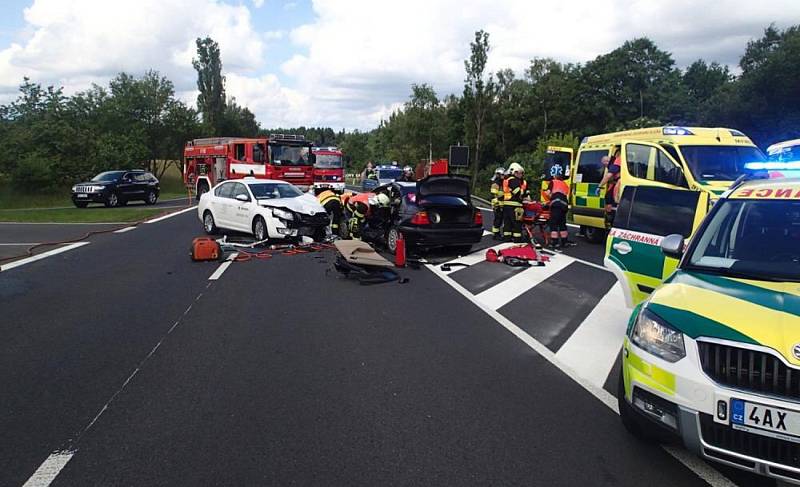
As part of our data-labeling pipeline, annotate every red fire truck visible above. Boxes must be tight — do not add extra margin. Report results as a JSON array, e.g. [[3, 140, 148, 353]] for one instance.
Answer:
[[311, 146, 345, 193], [183, 134, 315, 198]]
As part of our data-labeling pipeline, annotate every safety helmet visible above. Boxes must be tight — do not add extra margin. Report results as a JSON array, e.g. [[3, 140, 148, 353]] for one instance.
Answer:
[[495, 167, 505, 175], [375, 193, 391, 207], [509, 162, 524, 174], [403, 165, 413, 173]]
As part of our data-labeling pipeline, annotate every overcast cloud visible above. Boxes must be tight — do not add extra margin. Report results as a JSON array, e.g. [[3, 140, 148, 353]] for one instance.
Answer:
[[0, 0, 798, 130]]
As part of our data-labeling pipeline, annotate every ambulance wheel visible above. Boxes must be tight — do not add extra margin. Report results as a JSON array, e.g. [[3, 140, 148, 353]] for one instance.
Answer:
[[386, 226, 400, 254], [617, 369, 665, 442], [584, 226, 606, 244], [203, 211, 218, 235], [104, 192, 120, 208], [253, 216, 267, 242]]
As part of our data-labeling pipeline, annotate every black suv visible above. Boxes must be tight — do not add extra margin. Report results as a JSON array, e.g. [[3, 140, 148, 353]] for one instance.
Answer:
[[72, 170, 160, 208]]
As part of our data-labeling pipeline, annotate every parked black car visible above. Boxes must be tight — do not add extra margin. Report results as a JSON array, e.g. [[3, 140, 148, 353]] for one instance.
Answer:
[[72, 170, 160, 208], [360, 175, 484, 253]]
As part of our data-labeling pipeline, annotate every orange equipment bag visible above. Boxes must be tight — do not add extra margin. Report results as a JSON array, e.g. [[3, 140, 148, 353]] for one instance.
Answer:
[[190, 237, 223, 262]]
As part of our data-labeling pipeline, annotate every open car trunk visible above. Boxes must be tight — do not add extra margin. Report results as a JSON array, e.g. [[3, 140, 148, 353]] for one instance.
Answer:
[[414, 175, 474, 226]]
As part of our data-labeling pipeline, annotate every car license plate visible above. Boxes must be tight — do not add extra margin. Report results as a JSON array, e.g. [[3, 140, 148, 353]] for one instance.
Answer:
[[731, 398, 800, 442], [77, 194, 88, 198]]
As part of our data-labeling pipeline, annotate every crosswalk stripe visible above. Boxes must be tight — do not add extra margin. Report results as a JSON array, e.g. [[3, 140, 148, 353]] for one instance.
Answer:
[[554, 282, 628, 388], [474, 253, 574, 310]]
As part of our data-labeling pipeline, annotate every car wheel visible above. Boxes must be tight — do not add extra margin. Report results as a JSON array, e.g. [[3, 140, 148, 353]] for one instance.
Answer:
[[203, 211, 218, 235], [145, 190, 158, 205], [584, 226, 606, 244], [617, 368, 665, 442], [386, 226, 401, 254], [74, 201, 88, 208], [104, 192, 119, 208], [253, 216, 267, 242]]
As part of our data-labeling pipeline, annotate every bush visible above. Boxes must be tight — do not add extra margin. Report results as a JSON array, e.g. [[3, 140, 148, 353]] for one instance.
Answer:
[[12, 153, 56, 190]]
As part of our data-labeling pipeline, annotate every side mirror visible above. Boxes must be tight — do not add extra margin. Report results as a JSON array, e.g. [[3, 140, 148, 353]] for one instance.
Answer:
[[235, 194, 250, 202], [661, 233, 685, 260]]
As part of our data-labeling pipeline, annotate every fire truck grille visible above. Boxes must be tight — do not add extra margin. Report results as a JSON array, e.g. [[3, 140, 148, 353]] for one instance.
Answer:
[[697, 341, 800, 400]]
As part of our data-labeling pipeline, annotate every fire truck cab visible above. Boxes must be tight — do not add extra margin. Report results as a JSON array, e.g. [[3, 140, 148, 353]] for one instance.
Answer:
[[312, 146, 346, 193], [184, 134, 315, 198]]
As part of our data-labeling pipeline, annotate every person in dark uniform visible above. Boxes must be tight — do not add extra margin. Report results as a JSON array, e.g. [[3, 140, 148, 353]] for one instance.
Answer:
[[502, 163, 528, 242]]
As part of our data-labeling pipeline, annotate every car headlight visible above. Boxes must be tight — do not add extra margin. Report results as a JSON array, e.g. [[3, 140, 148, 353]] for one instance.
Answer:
[[71, 185, 77, 192], [630, 307, 685, 363], [91, 185, 105, 192], [272, 208, 294, 221]]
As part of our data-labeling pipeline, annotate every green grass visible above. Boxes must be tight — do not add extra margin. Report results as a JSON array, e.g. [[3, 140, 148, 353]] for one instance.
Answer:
[[0, 207, 170, 223]]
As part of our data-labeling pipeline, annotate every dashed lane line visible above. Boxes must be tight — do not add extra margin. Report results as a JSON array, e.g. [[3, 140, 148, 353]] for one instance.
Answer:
[[425, 262, 737, 487], [21, 451, 75, 487], [0, 242, 90, 273], [144, 205, 197, 224], [208, 252, 238, 281], [113, 226, 137, 234]]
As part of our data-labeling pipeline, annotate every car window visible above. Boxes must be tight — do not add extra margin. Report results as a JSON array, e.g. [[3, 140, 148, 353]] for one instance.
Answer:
[[92, 171, 124, 181], [614, 186, 699, 238], [232, 183, 250, 200], [215, 183, 235, 198], [134, 173, 148, 182], [654, 150, 685, 186], [625, 144, 651, 179], [576, 150, 606, 184]]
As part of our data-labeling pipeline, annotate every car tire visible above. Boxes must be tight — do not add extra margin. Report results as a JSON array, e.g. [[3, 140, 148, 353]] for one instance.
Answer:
[[584, 226, 606, 244], [74, 201, 88, 208], [253, 216, 268, 242], [386, 226, 401, 254], [617, 369, 665, 442], [203, 210, 218, 235], [104, 192, 120, 208], [145, 190, 158, 205]]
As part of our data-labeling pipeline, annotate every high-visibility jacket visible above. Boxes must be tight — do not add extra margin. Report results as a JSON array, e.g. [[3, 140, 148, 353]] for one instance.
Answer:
[[317, 189, 339, 207], [502, 176, 527, 206], [550, 178, 570, 197], [490, 177, 504, 207], [347, 192, 373, 218]]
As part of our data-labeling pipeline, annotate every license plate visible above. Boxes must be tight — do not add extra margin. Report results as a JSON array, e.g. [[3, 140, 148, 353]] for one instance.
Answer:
[[731, 398, 800, 442], [77, 194, 88, 198]]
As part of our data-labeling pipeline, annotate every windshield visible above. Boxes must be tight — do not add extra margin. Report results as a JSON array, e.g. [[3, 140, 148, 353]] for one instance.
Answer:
[[270, 144, 311, 166], [249, 183, 303, 199], [92, 171, 124, 181], [769, 144, 800, 162], [314, 154, 343, 169], [686, 199, 800, 282], [378, 168, 403, 180], [679, 145, 766, 182]]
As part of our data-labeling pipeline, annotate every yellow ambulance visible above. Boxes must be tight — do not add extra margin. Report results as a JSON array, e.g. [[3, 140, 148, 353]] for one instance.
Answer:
[[570, 126, 766, 242]]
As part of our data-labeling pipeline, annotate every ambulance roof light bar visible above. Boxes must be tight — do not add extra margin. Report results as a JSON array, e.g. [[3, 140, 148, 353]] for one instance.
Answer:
[[744, 161, 800, 171]]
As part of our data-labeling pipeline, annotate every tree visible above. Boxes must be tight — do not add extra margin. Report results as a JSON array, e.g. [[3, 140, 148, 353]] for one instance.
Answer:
[[463, 30, 496, 190], [193, 37, 226, 135]]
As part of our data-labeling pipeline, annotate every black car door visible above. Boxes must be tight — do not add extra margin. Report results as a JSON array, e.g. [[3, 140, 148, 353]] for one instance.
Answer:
[[118, 172, 137, 199]]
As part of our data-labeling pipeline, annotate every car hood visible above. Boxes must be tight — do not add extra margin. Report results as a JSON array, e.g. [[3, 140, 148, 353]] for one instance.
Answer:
[[648, 270, 800, 364], [257, 193, 325, 216], [76, 180, 113, 186]]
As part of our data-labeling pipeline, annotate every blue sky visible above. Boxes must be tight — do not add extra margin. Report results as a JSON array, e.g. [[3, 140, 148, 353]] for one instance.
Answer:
[[0, 0, 798, 130]]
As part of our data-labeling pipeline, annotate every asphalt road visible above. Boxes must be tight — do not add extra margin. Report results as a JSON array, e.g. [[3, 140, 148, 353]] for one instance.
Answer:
[[0, 208, 774, 486]]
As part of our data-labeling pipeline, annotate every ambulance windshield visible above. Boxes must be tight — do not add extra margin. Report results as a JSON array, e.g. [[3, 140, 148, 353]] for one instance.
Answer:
[[679, 146, 766, 181], [686, 199, 800, 282]]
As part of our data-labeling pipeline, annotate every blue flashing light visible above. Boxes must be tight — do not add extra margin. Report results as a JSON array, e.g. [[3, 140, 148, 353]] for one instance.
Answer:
[[744, 161, 800, 170], [663, 127, 694, 136]]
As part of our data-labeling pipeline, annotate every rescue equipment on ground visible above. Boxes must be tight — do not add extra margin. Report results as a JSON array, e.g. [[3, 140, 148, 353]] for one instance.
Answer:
[[190, 237, 223, 262], [485, 244, 549, 267], [332, 239, 407, 285]]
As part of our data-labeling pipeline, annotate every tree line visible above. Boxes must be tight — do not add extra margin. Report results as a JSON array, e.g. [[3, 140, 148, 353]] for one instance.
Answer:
[[1, 26, 798, 191]]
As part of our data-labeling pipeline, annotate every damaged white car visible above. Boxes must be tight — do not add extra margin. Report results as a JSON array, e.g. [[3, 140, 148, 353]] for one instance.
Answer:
[[198, 177, 329, 242]]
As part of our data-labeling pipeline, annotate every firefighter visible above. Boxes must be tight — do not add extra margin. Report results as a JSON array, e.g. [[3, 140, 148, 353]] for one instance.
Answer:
[[546, 174, 574, 249], [502, 162, 528, 242], [399, 165, 416, 182], [346, 192, 391, 239], [317, 189, 346, 235], [490, 167, 506, 239]]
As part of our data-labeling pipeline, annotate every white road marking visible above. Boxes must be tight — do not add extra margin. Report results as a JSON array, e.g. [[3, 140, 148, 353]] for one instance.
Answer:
[[22, 451, 75, 487], [0, 242, 90, 272], [425, 264, 736, 487], [113, 226, 137, 233], [555, 282, 628, 387], [475, 253, 573, 310], [0, 221, 125, 225], [0, 242, 41, 245], [208, 252, 238, 280], [144, 205, 196, 224]]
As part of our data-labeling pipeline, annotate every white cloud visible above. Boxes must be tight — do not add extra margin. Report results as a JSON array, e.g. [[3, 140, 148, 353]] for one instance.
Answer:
[[253, 0, 265, 7], [283, 1, 297, 11]]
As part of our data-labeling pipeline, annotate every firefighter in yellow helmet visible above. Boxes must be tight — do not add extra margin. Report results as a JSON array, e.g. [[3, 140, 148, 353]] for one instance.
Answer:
[[502, 162, 528, 242], [316, 189, 349, 235], [490, 167, 506, 240], [346, 192, 391, 239]]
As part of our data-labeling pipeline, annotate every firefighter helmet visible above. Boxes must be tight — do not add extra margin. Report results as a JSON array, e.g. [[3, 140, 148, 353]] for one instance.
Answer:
[[375, 193, 391, 207], [495, 167, 505, 175], [509, 162, 524, 174]]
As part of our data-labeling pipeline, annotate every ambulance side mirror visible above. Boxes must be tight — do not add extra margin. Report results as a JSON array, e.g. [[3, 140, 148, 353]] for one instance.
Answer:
[[661, 234, 685, 260]]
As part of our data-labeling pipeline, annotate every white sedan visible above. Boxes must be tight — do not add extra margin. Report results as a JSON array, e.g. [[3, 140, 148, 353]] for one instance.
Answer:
[[198, 178, 329, 241]]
